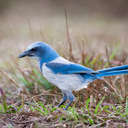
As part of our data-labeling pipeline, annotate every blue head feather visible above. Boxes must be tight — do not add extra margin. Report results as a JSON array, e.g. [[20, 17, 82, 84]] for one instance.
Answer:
[[24, 42, 59, 71]]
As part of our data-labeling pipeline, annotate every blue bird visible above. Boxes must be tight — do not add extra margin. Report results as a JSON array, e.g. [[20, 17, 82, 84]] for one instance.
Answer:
[[19, 42, 128, 110]]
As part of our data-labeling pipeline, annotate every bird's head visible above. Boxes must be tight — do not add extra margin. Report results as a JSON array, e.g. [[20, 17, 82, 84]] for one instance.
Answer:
[[18, 42, 59, 64]]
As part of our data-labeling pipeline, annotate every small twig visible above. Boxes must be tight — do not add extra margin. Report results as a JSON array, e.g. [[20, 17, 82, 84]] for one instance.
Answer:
[[65, 8, 75, 61], [0, 70, 19, 88], [89, 122, 106, 128], [120, 75, 126, 98], [7, 118, 33, 124], [0, 119, 7, 125], [103, 79, 122, 98], [105, 46, 110, 65], [89, 95, 94, 108], [25, 92, 58, 102]]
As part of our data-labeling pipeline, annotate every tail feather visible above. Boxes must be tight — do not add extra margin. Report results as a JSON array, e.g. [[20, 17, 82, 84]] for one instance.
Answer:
[[98, 65, 128, 74], [97, 70, 128, 78]]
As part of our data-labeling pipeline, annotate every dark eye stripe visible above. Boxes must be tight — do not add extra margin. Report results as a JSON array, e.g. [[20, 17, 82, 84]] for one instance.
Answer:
[[31, 48, 37, 51]]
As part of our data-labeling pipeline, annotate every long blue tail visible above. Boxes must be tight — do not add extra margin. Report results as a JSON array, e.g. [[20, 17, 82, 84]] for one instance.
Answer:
[[96, 65, 128, 78]]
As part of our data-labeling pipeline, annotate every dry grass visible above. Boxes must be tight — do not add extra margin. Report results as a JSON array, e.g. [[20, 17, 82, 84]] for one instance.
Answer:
[[0, 40, 128, 127], [0, 13, 128, 127]]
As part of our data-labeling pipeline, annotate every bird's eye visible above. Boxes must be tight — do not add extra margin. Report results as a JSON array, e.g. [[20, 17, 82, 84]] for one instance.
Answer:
[[31, 48, 37, 52]]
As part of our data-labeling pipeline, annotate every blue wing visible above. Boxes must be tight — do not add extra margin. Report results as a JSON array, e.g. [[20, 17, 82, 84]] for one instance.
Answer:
[[46, 62, 97, 74]]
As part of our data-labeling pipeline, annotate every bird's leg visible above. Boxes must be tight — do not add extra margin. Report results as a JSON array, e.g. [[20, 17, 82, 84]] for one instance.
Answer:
[[57, 93, 67, 107], [64, 92, 75, 110]]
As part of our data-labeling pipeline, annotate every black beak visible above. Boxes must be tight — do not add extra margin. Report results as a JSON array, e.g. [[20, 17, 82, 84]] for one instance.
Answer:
[[18, 50, 30, 58]]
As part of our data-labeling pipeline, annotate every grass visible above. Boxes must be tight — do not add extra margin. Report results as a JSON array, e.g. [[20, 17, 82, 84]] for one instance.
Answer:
[[0, 42, 128, 127], [0, 13, 128, 127]]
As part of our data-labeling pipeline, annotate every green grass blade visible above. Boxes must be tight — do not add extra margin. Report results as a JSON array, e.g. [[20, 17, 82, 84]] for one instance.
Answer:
[[126, 97, 128, 123], [94, 96, 105, 115], [85, 98, 90, 114]]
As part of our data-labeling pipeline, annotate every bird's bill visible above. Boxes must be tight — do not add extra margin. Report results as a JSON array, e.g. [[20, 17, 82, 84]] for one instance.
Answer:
[[18, 50, 30, 58]]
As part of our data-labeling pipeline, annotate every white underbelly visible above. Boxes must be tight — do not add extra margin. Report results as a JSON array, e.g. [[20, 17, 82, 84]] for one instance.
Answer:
[[42, 64, 90, 91]]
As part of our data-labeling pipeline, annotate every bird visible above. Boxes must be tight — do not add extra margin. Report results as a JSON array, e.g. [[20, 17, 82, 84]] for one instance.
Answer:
[[18, 41, 128, 110]]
